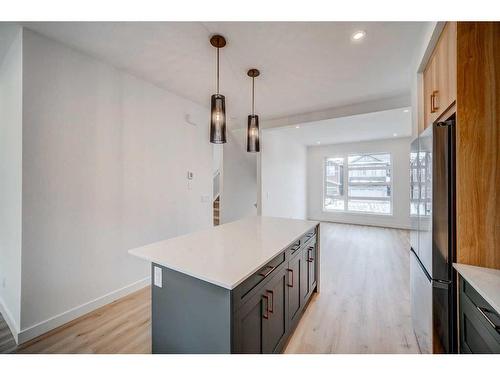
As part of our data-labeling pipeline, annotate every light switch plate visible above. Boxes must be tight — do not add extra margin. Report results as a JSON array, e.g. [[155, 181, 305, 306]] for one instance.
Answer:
[[154, 266, 162, 288]]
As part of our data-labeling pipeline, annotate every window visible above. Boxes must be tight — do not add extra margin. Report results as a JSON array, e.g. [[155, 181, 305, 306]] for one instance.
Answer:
[[324, 153, 392, 215], [324, 157, 344, 210]]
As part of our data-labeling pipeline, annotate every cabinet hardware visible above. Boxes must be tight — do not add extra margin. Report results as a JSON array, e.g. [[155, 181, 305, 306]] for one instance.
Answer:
[[433, 90, 439, 111], [259, 266, 274, 278], [266, 290, 274, 313], [431, 90, 439, 113], [307, 247, 314, 262], [262, 294, 269, 319], [287, 268, 294, 287], [477, 306, 500, 331]]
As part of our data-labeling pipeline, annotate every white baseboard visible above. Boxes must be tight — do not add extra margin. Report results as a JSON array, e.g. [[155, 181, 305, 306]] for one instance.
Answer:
[[312, 217, 411, 230], [0, 296, 20, 344], [17, 276, 151, 345]]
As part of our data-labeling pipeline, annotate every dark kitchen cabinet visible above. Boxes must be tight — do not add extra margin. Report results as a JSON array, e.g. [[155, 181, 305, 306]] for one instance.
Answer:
[[306, 240, 317, 293], [301, 238, 317, 304], [233, 225, 320, 354], [234, 288, 265, 353], [459, 277, 500, 353], [287, 250, 302, 326], [234, 266, 288, 354], [300, 244, 311, 304], [151, 224, 320, 354], [262, 268, 288, 353]]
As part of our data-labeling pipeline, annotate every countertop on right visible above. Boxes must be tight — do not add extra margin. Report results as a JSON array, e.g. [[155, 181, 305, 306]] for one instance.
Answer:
[[453, 263, 500, 313]]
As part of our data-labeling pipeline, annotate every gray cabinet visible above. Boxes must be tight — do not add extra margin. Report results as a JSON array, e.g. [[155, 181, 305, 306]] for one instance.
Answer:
[[300, 237, 317, 305], [459, 277, 500, 353], [152, 224, 320, 354], [306, 239, 317, 294], [287, 251, 302, 326], [233, 262, 289, 353], [234, 225, 319, 353], [234, 288, 266, 353], [262, 268, 288, 353]]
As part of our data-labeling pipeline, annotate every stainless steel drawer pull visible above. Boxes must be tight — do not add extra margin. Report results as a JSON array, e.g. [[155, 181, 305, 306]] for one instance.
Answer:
[[476, 306, 500, 331], [307, 247, 314, 262], [262, 295, 269, 319], [266, 290, 274, 313], [259, 266, 274, 278], [287, 268, 293, 287]]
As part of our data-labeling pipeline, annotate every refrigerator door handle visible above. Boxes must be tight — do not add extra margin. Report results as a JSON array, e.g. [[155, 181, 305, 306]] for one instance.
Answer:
[[432, 280, 451, 289], [411, 248, 451, 289], [411, 248, 432, 282]]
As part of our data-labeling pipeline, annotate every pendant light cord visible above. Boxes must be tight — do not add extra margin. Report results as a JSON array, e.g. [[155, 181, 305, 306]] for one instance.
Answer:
[[216, 47, 219, 94], [252, 77, 255, 115]]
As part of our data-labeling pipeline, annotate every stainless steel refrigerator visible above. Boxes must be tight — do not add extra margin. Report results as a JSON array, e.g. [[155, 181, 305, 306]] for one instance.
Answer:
[[409, 115, 456, 354]]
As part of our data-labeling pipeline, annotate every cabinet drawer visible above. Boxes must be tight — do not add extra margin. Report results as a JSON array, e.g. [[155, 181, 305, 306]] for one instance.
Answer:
[[285, 228, 317, 258], [460, 278, 500, 353], [302, 227, 316, 242], [233, 252, 286, 306]]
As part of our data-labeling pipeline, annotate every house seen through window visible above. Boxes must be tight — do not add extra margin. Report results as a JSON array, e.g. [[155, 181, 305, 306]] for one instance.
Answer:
[[324, 153, 392, 215]]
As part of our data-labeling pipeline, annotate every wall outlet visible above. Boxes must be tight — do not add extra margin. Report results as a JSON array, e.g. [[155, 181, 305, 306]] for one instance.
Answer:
[[187, 171, 194, 180], [153, 266, 162, 288]]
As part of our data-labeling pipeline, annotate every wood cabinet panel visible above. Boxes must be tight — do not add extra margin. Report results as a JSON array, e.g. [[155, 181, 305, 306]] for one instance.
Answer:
[[423, 22, 457, 129], [456, 22, 500, 270], [423, 54, 437, 128], [435, 22, 457, 117]]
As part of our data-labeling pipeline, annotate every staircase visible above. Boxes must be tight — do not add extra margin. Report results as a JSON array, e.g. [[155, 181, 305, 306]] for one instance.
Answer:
[[213, 196, 220, 226]]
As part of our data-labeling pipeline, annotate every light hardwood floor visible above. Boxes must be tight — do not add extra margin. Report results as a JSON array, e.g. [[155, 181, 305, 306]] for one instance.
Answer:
[[16, 288, 151, 354], [14, 222, 419, 354], [284, 223, 419, 353], [0, 313, 17, 354]]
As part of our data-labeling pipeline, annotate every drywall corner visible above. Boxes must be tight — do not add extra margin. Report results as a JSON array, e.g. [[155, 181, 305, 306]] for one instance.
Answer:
[[0, 24, 23, 343]]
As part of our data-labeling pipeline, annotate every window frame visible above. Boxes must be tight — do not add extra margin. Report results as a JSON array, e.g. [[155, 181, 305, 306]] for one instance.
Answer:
[[322, 152, 394, 216]]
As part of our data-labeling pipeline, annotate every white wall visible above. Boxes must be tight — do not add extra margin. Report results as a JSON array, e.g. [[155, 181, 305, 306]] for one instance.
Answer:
[[0, 26, 23, 337], [18, 29, 212, 340], [261, 130, 307, 220], [221, 128, 257, 223], [307, 137, 411, 229]]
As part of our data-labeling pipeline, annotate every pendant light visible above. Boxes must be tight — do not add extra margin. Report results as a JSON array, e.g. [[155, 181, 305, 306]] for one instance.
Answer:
[[209, 35, 227, 144], [247, 68, 260, 152]]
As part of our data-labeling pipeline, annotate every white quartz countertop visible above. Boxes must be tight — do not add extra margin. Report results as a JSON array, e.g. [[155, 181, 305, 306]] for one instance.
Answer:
[[453, 263, 500, 313], [129, 216, 319, 290]]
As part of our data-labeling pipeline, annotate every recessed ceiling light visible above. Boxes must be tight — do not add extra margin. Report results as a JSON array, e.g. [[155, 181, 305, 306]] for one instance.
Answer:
[[316, 141, 321, 144], [295, 125, 300, 129], [393, 133, 398, 137], [351, 30, 366, 41], [403, 109, 409, 113]]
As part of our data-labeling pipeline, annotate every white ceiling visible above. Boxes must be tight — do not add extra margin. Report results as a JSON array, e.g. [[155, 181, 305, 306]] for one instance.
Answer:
[[265, 106, 413, 146], [22, 22, 427, 127]]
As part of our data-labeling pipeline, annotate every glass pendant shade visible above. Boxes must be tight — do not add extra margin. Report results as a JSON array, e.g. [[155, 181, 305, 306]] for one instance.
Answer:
[[210, 94, 227, 144], [247, 114, 260, 152]]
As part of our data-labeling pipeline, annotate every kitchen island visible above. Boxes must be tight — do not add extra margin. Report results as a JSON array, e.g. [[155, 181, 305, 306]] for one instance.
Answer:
[[129, 216, 320, 354]]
